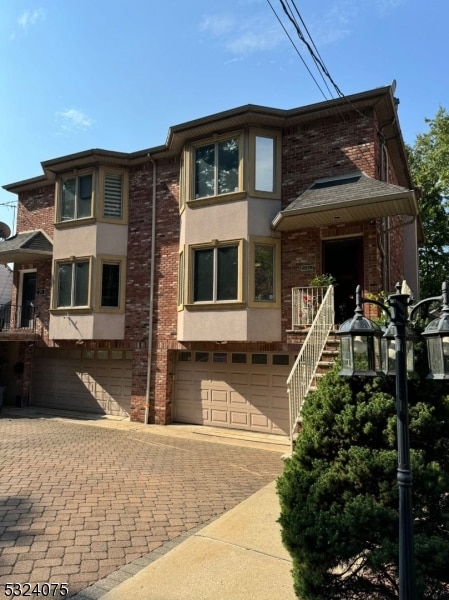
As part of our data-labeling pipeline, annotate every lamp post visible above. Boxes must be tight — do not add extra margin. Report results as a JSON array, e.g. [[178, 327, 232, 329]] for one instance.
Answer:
[[337, 281, 449, 600]]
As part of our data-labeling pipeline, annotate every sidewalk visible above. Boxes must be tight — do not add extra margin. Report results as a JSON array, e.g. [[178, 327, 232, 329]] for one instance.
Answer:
[[99, 480, 296, 600]]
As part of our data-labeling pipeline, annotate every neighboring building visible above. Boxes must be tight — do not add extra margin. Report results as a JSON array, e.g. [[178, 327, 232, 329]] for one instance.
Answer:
[[0, 84, 420, 436]]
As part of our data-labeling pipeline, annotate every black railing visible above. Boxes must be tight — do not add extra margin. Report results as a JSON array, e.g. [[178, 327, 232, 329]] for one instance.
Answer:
[[0, 304, 36, 332]]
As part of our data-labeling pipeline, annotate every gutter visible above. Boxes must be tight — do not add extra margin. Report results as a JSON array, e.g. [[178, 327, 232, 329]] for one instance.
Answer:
[[144, 156, 157, 425]]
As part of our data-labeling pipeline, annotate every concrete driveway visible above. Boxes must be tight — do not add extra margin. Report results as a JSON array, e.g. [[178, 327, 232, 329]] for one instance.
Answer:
[[0, 410, 286, 598]]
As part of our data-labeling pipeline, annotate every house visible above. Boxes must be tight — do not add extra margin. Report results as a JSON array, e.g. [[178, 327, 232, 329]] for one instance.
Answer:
[[0, 83, 420, 437]]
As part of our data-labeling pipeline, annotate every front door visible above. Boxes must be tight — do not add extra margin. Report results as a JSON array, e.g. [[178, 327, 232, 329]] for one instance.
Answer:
[[323, 238, 363, 323], [21, 272, 36, 328]]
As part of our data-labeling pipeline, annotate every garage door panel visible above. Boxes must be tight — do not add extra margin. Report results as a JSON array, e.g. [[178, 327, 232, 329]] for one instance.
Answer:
[[272, 374, 288, 387], [210, 409, 229, 424], [210, 389, 228, 402], [31, 349, 132, 417], [250, 373, 269, 386], [175, 351, 290, 435], [230, 372, 249, 385], [229, 390, 247, 405], [230, 411, 250, 426]]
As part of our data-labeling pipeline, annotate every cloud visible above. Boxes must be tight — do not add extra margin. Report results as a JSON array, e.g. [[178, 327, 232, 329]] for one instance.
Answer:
[[56, 109, 94, 132], [199, 15, 234, 37], [17, 8, 45, 30], [200, 13, 285, 57]]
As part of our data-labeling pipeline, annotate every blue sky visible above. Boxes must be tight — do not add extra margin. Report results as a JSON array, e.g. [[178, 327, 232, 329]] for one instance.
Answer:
[[0, 0, 447, 233]]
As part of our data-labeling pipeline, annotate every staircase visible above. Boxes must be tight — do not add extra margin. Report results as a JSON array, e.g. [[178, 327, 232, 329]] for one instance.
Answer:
[[287, 285, 339, 450]]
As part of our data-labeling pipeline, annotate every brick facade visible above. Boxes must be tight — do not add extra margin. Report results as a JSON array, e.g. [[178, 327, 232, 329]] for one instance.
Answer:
[[2, 86, 416, 426]]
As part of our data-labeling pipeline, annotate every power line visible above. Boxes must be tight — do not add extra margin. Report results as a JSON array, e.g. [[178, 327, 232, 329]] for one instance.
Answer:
[[265, 0, 330, 100]]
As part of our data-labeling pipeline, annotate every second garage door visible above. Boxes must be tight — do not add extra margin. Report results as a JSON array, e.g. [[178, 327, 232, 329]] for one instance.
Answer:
[[31, 347, 133, 417], [174, 350, 292, 435]]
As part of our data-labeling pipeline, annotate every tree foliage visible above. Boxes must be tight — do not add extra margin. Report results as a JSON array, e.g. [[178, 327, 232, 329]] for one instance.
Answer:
[[277, 361, 449, 599], [407, 108, 449, 297]]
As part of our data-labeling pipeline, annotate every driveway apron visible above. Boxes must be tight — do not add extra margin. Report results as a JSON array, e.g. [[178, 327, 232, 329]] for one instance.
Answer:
[[0, 414, 284, 598]]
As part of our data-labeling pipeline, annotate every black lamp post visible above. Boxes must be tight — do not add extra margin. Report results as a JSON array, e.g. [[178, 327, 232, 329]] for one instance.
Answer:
[[337, 281, 449, 600]]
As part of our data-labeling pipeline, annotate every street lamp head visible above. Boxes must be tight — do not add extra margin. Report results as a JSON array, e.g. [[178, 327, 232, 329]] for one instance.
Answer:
[[422, 283, 449, 379], [381, 321, 418, 376], [338, 286, 383, 377]]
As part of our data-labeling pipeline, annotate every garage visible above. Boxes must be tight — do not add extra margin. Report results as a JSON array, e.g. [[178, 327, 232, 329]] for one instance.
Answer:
[[174, 350, 292, 435], [31, 347, 133, 417]]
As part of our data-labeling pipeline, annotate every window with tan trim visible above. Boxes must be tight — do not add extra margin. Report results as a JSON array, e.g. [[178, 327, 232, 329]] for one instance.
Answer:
[[177, 248, 185, 310], [180, 128, 281, 208], [55, 167, 128, 225], [95, 255, 126, 312], [97, 167, 129, 224], [52, 256, 93, 309], [248, 236, 281, 308], [182, 132, 244, 205], [187, 239, 244, 305], [248, 129, 282, 199]]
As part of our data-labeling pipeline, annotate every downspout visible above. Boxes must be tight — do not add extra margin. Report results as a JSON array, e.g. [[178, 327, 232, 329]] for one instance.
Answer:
[[144, 156, 157, 425]]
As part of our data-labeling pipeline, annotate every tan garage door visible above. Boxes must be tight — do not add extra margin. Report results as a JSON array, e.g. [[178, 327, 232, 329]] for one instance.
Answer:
[[31, 348, 133, 417], [174, 351, 292, 435]]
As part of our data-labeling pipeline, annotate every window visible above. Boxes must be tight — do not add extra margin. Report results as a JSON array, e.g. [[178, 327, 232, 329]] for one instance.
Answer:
[[55, 259, 90, 308], [194, 137, 240, 199], [178, 249, 185, 309], [60, 173, 93, 221], [255, 135, 275, 192], [248, 129, 282, 199], [101, 262, 120, 307], [103, 172, 123, 219], [57, 167, 128, 225], [254, 244, 274, 301], [192, 242, 241, 303], [96, 256, 126, 312], [249, 237, 281, 307]]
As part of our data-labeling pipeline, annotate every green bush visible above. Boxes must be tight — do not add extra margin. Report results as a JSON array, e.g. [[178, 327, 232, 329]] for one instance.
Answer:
[[277, 364, 449, 599]]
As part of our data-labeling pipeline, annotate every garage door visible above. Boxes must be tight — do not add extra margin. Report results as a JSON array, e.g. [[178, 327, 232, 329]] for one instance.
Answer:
[[174, 351, 292, 435], [31, 348, 133, 417]]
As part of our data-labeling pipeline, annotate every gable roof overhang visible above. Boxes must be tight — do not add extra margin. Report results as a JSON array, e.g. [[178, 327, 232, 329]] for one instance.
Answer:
[[272, 172, 419, 231], [0, 230, 53, 264]]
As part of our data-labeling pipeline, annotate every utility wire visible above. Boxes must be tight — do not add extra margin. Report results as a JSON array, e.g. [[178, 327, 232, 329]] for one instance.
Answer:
[[278, 0, 344, 98], [265, 0, 330, 100]]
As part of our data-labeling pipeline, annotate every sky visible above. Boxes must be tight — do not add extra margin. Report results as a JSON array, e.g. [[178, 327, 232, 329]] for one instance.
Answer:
[[0, 0, 447, 234]]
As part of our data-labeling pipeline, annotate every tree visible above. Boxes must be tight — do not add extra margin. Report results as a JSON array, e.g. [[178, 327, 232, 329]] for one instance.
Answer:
[[407, 108, 449, 298], [277, 359, 449, 599]]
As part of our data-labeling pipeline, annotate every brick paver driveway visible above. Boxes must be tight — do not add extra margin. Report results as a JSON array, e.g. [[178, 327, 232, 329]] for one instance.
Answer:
[[0, 413, 284, 598]]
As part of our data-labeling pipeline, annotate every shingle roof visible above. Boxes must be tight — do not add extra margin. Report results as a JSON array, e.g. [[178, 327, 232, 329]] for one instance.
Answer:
[[0, 230, 53, 264], [272, 172, 418, 231]]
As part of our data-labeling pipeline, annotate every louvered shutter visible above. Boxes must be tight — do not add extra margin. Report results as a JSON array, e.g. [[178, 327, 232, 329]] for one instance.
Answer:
[[104, 173, 123, 218]]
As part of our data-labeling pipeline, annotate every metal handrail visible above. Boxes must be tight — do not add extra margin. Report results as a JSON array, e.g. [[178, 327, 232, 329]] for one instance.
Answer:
[[287, 285, 334, 446]]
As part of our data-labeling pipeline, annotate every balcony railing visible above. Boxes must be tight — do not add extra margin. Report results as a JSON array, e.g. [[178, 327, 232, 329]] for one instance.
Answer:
[[0, 304, 36, 332], [287, 285, 334, 447], [292, 285, 329, 328]]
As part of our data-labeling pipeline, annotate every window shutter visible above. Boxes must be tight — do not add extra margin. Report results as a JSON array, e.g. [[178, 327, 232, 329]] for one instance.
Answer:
[[104, 173, 123, 218]]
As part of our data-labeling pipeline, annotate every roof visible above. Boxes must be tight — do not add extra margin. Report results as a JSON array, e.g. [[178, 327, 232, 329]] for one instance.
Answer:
[[0, 230, 53, 264], [3, 83, 412, 193], [272, 172, 419, 231]]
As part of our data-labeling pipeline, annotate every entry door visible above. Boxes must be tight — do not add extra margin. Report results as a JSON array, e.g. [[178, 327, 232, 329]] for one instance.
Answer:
[[323, 238, 363, 323], [21, 272, 36, 328]]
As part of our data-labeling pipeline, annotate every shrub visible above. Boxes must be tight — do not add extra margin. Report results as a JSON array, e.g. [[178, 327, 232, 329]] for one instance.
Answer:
[[277, 364, 449, 599]]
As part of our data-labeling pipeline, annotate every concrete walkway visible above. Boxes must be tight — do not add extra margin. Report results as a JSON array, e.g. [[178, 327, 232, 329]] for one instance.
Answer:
[[100, 481, 296, 600]]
